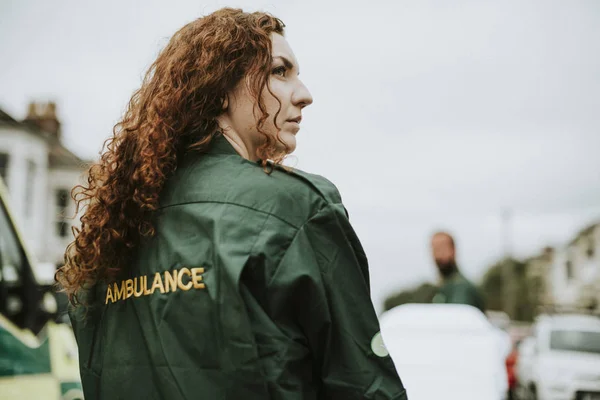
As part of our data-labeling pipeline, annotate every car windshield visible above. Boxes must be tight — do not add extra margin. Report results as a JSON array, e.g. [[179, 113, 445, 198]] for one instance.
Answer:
[[550, 330, 600, 354]]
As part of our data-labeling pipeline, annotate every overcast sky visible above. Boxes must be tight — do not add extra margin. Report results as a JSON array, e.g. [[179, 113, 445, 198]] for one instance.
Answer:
[[1, 0, 599, 312]]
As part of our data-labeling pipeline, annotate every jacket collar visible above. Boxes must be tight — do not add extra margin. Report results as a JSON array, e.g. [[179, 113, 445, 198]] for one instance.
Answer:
[[208, 133, 267, 166], [439, 269, 462, 285], [208, 133, 240, 156]]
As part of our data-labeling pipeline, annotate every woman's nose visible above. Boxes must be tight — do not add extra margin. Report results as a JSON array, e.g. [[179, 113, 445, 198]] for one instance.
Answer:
[[293, 80, 313, 109]]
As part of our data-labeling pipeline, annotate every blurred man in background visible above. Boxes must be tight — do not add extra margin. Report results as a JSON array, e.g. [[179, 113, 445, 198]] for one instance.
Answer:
[[430, 231, 485, 313]]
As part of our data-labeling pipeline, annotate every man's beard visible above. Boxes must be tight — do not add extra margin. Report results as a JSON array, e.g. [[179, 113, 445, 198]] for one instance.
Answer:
[[436, 260, 458, 278]]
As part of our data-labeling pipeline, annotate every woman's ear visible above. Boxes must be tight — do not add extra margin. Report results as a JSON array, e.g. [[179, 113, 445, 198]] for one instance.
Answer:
[[222, 96, 229, 111]]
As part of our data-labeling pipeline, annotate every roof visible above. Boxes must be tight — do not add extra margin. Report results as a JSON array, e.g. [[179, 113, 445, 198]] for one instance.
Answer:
[[569, 222, 600, 246], [0, 106, 90, 169], [48, 140, 90, 168], [0, 108, 18, 124], [1, 106, 51, 140]]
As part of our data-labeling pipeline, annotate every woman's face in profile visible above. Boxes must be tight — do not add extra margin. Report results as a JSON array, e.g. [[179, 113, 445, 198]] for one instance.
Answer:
[[219, 33, 313, 158]]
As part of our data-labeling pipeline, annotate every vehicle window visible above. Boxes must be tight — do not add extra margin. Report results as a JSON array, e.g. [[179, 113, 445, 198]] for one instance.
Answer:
[[0, 200, 23, 284], [550, 330, 600, 354]]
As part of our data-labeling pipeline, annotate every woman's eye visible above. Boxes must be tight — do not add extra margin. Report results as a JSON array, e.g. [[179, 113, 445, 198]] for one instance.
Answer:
[[272, 66, 286, 77]]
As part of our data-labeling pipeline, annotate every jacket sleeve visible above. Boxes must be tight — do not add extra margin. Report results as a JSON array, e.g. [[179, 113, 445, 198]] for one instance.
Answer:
[[269, 203, 407, 400], [463, 285, 486, 313]]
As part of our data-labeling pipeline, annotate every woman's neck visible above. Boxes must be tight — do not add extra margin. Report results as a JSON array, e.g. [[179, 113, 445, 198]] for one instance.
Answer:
[[221, 131, 258, 161]]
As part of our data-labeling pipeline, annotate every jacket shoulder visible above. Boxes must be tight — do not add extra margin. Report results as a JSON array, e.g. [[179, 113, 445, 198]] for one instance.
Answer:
[[161, 156, 343, 228], [235, 162, 344, 226], [269, 163, 343, 206]]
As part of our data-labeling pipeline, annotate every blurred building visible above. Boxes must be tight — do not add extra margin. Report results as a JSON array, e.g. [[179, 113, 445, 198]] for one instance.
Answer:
[[0, 101, 89, 266], [548, 222, 600, 310], [524, 246, 554, 307]]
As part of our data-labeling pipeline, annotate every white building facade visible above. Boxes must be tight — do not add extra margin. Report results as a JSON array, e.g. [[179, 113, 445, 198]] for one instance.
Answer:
[[0, 102, 89, 266], [549, 223, 600, 310]]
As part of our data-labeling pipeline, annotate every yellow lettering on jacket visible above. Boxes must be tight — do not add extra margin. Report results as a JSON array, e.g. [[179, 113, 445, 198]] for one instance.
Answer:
[[192, 268, 205, 289], [114, 281, 126, 302], [178, 268, 193, 291], [164, 270, 177, 293], [125, 279, 134, 299], [143, 276, 152, 296], [133, 277, 144, 298], [151, 272, 165, 294], [105, 285, 114, 304], [105, 267, 206, 304]]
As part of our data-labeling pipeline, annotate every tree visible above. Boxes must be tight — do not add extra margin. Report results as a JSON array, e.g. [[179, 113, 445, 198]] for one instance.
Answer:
[[479, 258, 541, 322]]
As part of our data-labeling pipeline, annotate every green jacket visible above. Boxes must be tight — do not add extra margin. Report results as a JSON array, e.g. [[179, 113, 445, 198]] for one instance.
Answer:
[[70, 135, 407, 400], [431, 271, 485, 313]]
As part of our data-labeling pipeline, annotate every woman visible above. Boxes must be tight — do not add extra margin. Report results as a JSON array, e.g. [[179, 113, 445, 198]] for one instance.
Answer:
[[57, 8, 407, 400]]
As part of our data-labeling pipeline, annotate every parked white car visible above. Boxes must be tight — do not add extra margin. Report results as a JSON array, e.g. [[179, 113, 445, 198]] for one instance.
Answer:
[[515, 313, 600, 400], [515, 335, 537, 396], [380, 303, 509, 400]]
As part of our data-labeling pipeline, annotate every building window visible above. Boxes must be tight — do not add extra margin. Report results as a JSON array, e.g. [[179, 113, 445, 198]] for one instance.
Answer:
[[586, 236, 595, 259], [25, 160, 36, 217], [0, 152, 9, 184], [55, 189, 69, 238], [565, 259, 574, 280]]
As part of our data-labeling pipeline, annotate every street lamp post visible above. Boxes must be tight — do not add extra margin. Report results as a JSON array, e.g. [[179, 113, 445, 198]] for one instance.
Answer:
[[502, 208, 514, 318]]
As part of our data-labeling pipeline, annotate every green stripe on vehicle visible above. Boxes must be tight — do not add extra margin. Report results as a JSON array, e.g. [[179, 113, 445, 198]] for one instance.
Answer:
[[0, 327, 51, 376]]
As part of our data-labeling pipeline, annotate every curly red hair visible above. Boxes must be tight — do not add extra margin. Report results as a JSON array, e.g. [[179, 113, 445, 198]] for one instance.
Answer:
[[57, 8, 285, 304]]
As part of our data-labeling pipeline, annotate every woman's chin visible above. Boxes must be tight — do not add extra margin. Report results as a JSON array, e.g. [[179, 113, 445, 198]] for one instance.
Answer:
[[277, 131, 297, 153]]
